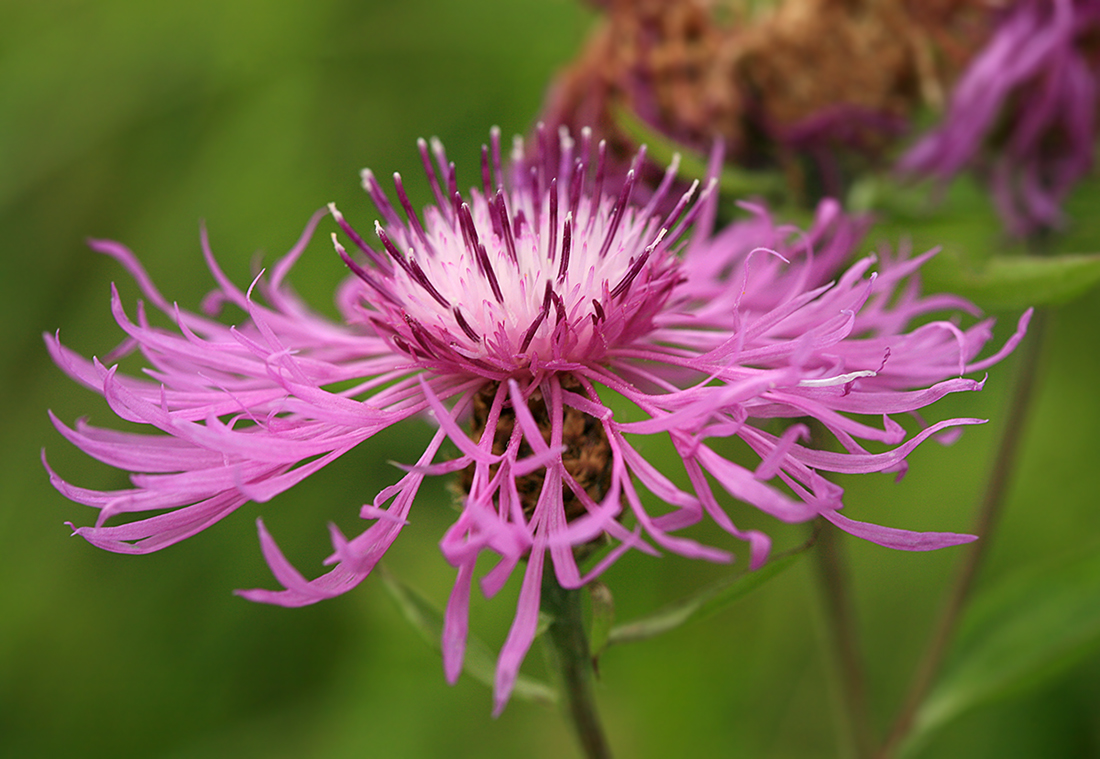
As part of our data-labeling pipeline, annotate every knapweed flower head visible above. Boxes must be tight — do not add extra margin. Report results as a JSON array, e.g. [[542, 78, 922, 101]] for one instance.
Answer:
[[45, 126, 1029, 714], [542, 0, 996, 196], [900, 0, 1100, 235]]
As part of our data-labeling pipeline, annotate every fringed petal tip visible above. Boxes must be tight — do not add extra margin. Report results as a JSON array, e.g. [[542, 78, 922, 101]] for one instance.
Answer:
[[234, 518, 320, 607], [824, 510, 978, 551], [745, 530, 772, 571]]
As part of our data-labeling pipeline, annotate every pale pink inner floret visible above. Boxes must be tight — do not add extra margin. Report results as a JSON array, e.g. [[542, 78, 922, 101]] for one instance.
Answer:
[[374, 153, 673, 364], [330, 127, 706, 378]]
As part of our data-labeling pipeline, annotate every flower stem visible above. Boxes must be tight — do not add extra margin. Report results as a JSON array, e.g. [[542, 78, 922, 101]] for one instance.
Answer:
[[542, 573, 612, 759], [876, 308, 1048, 759], [814, 518, 875, 759]]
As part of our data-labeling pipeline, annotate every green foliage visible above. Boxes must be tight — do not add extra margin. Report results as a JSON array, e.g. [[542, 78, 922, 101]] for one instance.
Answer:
[[606, 550, 804, 649], [901, 547, 1100, 758], [380, 566, 558, 707], [586, 581, 615, 659], [920, 251, 1100, 310], [854, 173, 1100, 309]]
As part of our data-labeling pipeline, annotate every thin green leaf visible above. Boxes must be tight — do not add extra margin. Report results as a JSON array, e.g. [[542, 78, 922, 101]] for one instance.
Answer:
[[378, 566, 558, 706], [607, 551, 803, 647], [587, 581, 616, 658], [847, 175, 943, 218], [611, 104, 785, 199], [900, 547, 1100, 757], [852, 173, 1100, 307], [921, 250, 1100, 309]]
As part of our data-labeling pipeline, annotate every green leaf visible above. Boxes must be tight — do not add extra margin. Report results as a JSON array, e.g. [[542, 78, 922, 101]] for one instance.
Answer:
[[847, 175, 944, 219], [921, 250, 1100, 309], [378, 566, 558, 707], [851, 173, 1100, 307], [900, 547, 1100, 757], [611, 104, 786, 199], [587, 581, 616, 658], [607, 551, 803, 647]]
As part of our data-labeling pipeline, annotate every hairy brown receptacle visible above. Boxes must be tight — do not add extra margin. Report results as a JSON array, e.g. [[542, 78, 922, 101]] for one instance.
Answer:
[[460, 378, 613, 522]]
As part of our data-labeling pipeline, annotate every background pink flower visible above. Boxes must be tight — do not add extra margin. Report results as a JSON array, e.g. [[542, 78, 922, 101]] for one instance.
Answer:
[[900, 0, 1100, 234]]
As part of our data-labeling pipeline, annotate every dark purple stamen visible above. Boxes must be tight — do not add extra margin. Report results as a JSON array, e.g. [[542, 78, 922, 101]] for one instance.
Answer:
[[657, 181, 699, 242], [367, 314, 400, 339], [457, 200, 482, 261], [552, 291, 566, 324], [335, 240, 400, 305], [428, 138, 458, 204], [444, 161, 458, 205], [598, 169, 637, 259], [391, 334, 415, 356], [377, 223, 452, 306], [487, 186, 504, 240], [480, 144, 493, 200], [418, 138, 451, 218], [404, 313, 446, 359], [568, 159, 585, 221], [536, 122, 551, 189], [429, 137, 448, 171], [477, 243, 504, 303], [610, 247, 651, 299], [489, 126, 503, 192], [333, 210, 391, 271], [639, 154, 680, 220], [453, 306, 480, 341], [591, 299, 605, 322], [547, 178, 558, 264], [407, 258, 450, 308], [665, 179, 716, 245], [513, 208, 527, 240], [374, 222, 415, 277], [494, 190, 517, 263], [392, 172, 434, 256], [458, 201, 503, 302], [448, 185, 463, 224], [362, 170, 404, 231], [588, 140, 608, 227], [576, 127, 592, 175], [519, 281, 555, 353], [557, 214, 572, 282], [519, 310, 547, 353], [528, 165, 541, 219]]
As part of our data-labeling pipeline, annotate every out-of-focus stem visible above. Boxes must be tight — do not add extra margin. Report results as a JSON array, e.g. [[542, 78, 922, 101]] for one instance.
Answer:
[[815, 518, 875, 759], [542, 574, 612, 759], [876, 308, 1048, 759]]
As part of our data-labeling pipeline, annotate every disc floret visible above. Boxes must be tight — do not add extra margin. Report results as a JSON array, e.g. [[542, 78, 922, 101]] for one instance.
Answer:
[[331, 126, 709, 378]]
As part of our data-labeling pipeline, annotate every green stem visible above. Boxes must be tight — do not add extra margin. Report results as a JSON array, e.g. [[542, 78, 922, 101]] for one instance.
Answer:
[[814, 518, 875, 759], [542, 574, 612, 759], [876, 308, 1048, 759]]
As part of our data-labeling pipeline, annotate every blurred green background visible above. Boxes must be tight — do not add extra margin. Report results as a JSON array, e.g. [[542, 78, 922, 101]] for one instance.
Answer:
[[2, 1, 1098, 757]]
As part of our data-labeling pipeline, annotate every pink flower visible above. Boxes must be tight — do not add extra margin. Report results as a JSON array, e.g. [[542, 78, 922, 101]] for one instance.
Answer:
[[900, 0, 1100, 235], [45, 126, 1029, 713]]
